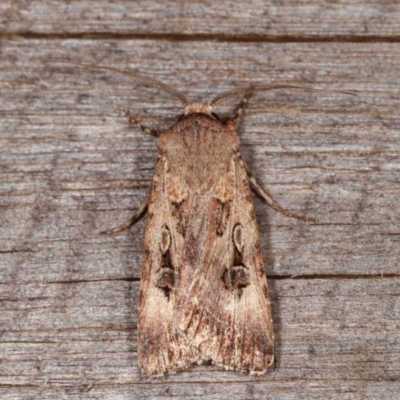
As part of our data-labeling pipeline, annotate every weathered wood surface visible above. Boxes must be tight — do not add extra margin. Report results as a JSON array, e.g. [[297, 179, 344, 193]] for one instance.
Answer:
[[1, 1, 400, 399], [1, 0, 400, 38]]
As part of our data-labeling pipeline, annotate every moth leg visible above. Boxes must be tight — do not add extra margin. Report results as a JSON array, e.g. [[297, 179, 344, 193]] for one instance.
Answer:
[[227, 93, 252, 129], [101, 196, 149, 234], [249, 176, 314, 222], [126, 109, 158, 137]]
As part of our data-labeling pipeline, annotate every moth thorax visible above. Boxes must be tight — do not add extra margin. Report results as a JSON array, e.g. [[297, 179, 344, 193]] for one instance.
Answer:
[[184, 103, 212, 116]]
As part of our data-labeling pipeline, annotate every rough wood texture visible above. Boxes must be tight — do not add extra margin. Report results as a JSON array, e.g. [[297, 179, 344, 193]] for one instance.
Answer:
[[1, 1, 400, 399], [2, 0, 400, 38]]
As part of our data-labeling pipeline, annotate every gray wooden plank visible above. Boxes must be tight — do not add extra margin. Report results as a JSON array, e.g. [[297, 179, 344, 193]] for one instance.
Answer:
[[0, 279, 399, 396], [2, 382, 400, 400], [1, 0, 400, 38], [1, 39, 399, 280], [1, 37, 400, 399]]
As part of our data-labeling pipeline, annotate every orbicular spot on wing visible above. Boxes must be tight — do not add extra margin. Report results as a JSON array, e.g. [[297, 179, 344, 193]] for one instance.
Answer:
[[233, 223, 244, 253], [160, 225, 171, 254]]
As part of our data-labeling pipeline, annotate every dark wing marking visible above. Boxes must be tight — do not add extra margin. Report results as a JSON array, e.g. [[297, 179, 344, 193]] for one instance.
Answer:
[[138, 158, 200, 376], [174, 154, 274, 374]]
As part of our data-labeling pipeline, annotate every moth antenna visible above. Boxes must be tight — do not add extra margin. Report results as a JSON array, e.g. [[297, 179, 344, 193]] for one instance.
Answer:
[[45, 59, 189, 106], [210, 84, 356, 106]]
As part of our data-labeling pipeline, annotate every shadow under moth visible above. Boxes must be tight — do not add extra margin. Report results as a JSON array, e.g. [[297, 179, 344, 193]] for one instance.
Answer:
[[51, 61, 323, 376]]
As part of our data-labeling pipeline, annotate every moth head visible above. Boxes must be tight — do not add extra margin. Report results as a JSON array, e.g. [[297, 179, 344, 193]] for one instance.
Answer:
[[184, 103, 213, 116]]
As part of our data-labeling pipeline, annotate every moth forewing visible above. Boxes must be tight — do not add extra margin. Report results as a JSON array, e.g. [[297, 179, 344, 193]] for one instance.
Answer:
[[137, 158, 201, 376], [140, 111, 274, 375]]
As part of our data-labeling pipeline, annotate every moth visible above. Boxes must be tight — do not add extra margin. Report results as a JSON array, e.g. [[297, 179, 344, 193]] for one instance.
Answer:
[[51, 61, 317, 376]]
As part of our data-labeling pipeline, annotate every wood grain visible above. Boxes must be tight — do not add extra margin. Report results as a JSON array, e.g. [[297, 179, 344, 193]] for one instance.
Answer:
[[1, 1, 400, 399], [1, 0, 400, 38]]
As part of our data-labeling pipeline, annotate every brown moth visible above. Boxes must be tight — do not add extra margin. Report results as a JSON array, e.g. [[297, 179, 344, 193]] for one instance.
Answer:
[[50, 61, 317, 376]]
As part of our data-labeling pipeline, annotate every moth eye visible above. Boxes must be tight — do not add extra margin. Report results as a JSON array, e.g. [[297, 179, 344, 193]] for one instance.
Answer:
[[233, 224, 244, 253], [160, 226, 171, 254], [211, 112, 221, 121], [177, 114, 185, 121]]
